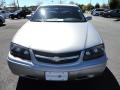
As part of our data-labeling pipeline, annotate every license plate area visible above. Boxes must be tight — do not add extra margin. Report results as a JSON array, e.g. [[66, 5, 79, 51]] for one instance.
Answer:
[[45, 72, 68, 81]]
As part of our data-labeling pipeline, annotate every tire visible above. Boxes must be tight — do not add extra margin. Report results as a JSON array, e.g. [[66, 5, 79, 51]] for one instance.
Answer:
[[17, 16, 21, 19], [23, 16, 26, 19], [107, 15, 111, 18], [0, 20, 3, 26], [11, 17, 14, 19]]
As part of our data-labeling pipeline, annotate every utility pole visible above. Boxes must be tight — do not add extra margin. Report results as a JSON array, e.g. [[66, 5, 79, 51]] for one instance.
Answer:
[[108, 0, 110, 4], [90, 0, 91, 4], [60, 0, 62, 4], [90, 0, 92, 10], [16, 0, 19, 9], [108, 0, 110, 8], [3, 0, 6, 9], [0, 0, 5, 9]]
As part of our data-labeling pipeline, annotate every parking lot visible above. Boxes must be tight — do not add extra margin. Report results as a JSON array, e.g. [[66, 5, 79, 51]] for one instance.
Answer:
[[0, 16, 120, 90]]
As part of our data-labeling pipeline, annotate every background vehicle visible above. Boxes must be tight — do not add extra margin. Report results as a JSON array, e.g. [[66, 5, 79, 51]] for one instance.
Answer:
[[91, 9, 94, 15], [102, 9, 120, 18], [9, 9, 31, 19], [100, 9, 110, 16], [92, 8, 105, 16], [0, 15, 5, 25], [0, 10, 11, 19]]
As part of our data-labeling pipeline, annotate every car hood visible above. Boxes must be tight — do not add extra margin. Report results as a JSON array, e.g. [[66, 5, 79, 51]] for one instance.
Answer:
[[12, 21, 102, 53]]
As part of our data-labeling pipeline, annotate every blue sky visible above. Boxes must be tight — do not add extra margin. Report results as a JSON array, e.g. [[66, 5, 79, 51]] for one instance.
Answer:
[[5, 0, 109, 7]]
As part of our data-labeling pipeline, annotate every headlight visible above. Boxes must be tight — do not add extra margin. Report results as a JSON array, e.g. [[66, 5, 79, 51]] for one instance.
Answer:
[[10, 43, 31, 60], [83, 44, 105, 61]]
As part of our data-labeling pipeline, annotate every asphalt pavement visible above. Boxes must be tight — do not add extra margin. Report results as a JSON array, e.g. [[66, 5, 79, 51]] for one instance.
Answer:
[[90, 15, 120, 84], [0, 16, 120, 90]]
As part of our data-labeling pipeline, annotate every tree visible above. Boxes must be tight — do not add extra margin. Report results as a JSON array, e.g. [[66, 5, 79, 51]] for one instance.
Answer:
[[8, 0, 17, 11], [95, 3, 100, 8], [9, 2, 17, 7], [109, 0, 120, 9], [28, 6, 37, 11], [69, 1, 75, 4], [0, 0, 4, 8], [85, 3, 94, 11], [101, 4, 109, 9], [77, 4, 86, 13]]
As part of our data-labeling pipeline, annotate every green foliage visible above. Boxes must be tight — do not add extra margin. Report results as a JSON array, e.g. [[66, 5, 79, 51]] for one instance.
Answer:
[[85, 3, 94, 11], [109, 0, 120, 9], [101, 4, 109, 9], [77, 4, 85, 13], [77, 3, 94, 12], [95, 3, 100, 8]]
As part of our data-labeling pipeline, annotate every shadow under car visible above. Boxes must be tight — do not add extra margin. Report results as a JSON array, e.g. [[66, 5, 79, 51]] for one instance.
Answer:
[[16, 67, 120, 90]]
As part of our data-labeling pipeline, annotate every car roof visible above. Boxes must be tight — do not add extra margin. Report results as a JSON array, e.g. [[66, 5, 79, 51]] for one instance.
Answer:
[[39, 4, 79, 8]]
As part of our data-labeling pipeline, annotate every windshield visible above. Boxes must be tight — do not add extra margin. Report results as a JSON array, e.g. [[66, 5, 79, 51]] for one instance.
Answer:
[[31, 6, 86, 22]]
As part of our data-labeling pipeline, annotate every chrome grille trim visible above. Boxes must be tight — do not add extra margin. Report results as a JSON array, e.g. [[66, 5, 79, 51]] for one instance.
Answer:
[[32, 50, 81, 64], [35, 54, 80, 61]]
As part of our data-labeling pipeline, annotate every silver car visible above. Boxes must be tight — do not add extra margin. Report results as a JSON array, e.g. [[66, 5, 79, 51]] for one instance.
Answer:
[[7, 4, 108, 81], [0, 10, 11, 19]]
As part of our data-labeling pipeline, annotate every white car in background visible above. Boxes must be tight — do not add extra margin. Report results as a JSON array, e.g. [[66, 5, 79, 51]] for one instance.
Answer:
[[92, 8, 104, 16], [8, 4, 108, 81]]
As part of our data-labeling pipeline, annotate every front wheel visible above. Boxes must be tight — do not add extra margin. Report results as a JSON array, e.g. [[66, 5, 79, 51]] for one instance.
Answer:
[[0, 20, 3, 26], [17, 16, 21, 19], [11, 17, 14, 19], [107, 15, 111, 18]]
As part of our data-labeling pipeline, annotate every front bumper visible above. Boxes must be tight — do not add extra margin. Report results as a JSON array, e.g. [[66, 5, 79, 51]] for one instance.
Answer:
[[7, 55, 107, 81]]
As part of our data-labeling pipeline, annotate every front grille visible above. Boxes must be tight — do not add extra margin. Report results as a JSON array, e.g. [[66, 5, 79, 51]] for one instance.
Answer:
[[33, 50, 81, 64]]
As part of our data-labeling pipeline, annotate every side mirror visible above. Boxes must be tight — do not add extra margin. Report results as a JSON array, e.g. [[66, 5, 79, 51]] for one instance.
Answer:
[[86, 16, 92, 21], [26, 14, 32, 20]]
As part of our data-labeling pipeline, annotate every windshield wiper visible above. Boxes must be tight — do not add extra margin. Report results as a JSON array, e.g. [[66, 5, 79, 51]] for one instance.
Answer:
[[31, 18, 85, 22], [63, 18, 85, 22], [45, 19, 64, 22], [31, 18, 64, 22]]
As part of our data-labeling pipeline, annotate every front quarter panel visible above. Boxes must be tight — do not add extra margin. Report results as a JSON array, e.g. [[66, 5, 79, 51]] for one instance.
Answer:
[[85, 22, 103, 48]]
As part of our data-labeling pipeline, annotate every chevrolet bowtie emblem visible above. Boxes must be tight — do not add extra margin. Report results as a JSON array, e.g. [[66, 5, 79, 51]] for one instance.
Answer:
[[52, 56, 61, 62]]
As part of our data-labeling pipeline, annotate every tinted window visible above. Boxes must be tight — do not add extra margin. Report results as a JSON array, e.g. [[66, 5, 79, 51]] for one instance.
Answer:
[[31, 6, 86, 22], [96, 9, 104, 11]]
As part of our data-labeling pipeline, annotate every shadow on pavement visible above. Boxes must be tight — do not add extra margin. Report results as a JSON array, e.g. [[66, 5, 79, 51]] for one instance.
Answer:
[[112, 17, 120, 21], [0, 24, 6, 27], [16, 67, 120, 90], [114, 18, 120, 21]]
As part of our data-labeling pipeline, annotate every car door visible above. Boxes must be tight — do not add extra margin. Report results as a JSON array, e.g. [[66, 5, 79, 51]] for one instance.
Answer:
[[113, 10, 120, 17], [115, 10, 120, 17], [110, 10, 117, 17], [5, 11, 10, 18], [1, 11, 6, 18]]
